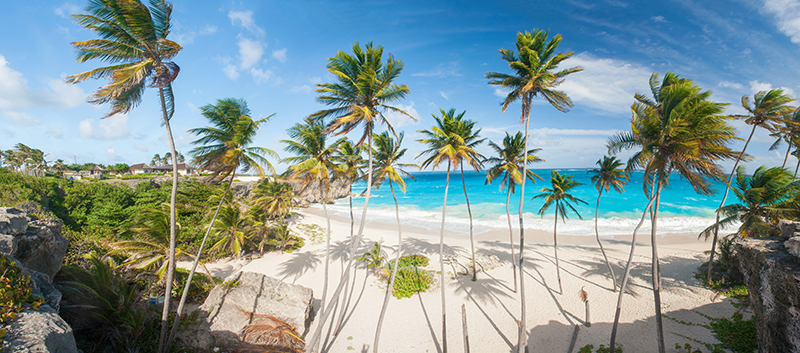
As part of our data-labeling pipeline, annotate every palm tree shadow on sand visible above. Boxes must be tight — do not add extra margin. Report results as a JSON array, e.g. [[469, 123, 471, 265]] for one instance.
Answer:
[[278, 251, 321, 284], [453, 276, 515, 349], [402, 237, 466, 257]]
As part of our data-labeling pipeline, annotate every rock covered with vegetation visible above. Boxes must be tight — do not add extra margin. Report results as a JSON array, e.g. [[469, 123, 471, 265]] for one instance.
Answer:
[[198, 272, 313, 349], [736, 236, 800, 352]]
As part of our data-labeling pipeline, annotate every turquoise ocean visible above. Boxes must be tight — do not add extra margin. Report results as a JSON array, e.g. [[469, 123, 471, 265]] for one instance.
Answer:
[[312, 169, 731, 237]]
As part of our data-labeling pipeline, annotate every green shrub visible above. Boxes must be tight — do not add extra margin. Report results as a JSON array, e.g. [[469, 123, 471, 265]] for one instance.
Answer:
[[708, 312, 756, 353], [398, 254, 429, 268], [171, 268, 217, 303], [578, 344, 622, 353], [0, 257, 45, 351], [391, 267, 432, 299]]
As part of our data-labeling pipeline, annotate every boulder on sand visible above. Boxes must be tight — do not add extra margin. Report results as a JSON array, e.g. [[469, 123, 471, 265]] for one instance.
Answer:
[[197, 272, 314, 349]]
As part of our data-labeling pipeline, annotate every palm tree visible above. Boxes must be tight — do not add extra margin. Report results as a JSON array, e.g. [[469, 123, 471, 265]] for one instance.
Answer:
[[768, 107, 800, 169], [701, 166, 800, 239], [306, 42, 411, 351], [533, 171, 586, 294], [282, 119, 341, 322], [151, 154, 162, 167], [251, 179, 295, 221], [168, 98, 277, 348], [607, 72, 740, 353], [450, 115, 486, 281], [112, 205, 189, 283], [706, 89, 794, 284], [485, 132, 543, 293], [486, 29, 582, 352], [588, 156, 628, 291], [417, 108, 477, 352], [66, 1, 182, 349], [371, 132, 417, 352], [209, 200, 254, 257]]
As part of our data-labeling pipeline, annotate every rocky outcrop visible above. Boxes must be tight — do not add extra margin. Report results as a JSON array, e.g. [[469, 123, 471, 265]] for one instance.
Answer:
[[736, 236, 800, 353], [292, 177, 353, 208], [196, 272, 314, 350], [0, 208, 69, 281], [2, 255, 77, 353]]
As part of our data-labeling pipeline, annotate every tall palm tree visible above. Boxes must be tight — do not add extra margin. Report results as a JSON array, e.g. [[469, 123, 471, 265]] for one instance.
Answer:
[[251, 179, 296, 221], [706, 89, 793, 284], [282, 119, 341, 321], [701, 166, 800, 239], [607, 72, 740, 353], [532, 171, 586, 294], [451, 115, 486, 281], [769, 107, 800, 168], [306, 42, 411, 351], [371, 132, 417, 353], [588, 156, 628, 291], [65, 1, 182, 349], [417, 108, 475, 352], [486, 29, 582, 352], [331, 139, 365, 334], [485, 131, 544, 293], [168, 98, 277, 348]]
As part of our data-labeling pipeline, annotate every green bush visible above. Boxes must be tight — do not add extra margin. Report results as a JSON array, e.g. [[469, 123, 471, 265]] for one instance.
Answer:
[[391, 267, 432, 299], [709, 312, 757, 353], [578, 344, 622, 353], [0, 257, 45, 351], [171, 268, 218, 303], [398, 254, 429, 268]]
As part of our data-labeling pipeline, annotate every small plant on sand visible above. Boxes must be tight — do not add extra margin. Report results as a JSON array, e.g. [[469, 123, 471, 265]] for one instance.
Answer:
[[578, 344, 622, 353], [296, 223, 324, 245], [398, 254, 429, 268], [391, 268, 433, 299], [358, 242, 385, 277], [665, 311, 756, 353]]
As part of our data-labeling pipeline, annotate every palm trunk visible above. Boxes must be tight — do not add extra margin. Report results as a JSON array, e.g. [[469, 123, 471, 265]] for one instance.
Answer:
[[440, 162, 452, 353], [517, 96, 531, 353], [166, 172, 234, 349], [374, 180, 403, 353], [595, 191, 617, 291], [461, 162, 477, 281], [308, 133, 374, 352], [157, 87, 179, 353], [795, 156, 799, 178], [335, 182, 356, 335], [708, 126, 755, 284], [652, 179, 666, 353], [320, 178, 332, 321], [506, 184, 518, 293], [609, 194, 657, 351], [553, 201, 562, 294], [783, 142, 792, 169]]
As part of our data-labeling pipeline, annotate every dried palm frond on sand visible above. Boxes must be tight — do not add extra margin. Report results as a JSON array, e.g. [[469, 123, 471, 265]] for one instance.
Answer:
[[231, 307, 305, 353]]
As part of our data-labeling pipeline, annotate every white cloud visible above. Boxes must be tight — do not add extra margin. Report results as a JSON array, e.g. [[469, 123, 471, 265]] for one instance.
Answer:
[[762, 0, 800, 43], [223, 65, 240, 80], [172, 24, 217, 45], [54, 2, 80, 19], [558, 52, 652, 114], [651, 15, 667, 23], [47, 128, 63, 139], [250, 68, 272, 84], [47, 77, 85, 108], [384, 102, 420, 128], [134, 143, 148, 152], [238, 37, 264, 69], [0, 55, 87, 110], [748, 80, 797, 97], [78, 115, 130, 140], [719, 81, 744, 89], [494, 87, 511, 98], [2, 111, 40, 126], [272, 48, 287, 63], [411, 61, 462, 77], [106, 148, 117, 161], [228, 10, 265, 36], [291, 85, 313, 94], [529, 127, 618, 136], [439, 91, 449, 100]]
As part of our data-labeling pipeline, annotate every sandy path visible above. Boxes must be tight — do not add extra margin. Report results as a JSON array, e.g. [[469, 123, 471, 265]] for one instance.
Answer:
[[198, 208, 744, 353]]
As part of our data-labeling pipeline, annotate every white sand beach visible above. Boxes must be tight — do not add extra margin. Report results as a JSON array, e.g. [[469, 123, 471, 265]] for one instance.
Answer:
[[198, 207, 745, 353]]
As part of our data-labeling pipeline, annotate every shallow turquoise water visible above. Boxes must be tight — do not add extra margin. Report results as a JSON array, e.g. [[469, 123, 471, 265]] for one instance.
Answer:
[[316, 169, 730, 236]]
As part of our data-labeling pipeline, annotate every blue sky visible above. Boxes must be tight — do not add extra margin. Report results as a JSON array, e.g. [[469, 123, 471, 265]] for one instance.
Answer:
[[2, 0, 800, 174]]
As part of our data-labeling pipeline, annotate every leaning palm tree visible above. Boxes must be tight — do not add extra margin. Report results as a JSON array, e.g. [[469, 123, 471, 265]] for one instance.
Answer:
[[251, 179, 295, 221], [451, 115, 486, 281], [371, 131, 417, 353], [417, 108, 475, 352], [769, 107, 800, 168], [282, 119, 341, 321], [533, 171, 586, 294], [485, 131, 544, 293], [65, 1, 182, 349], [705, 89, 793, 284], [701, 166, 800, 239], [486, 29, 582, 352], [168, 98, 277, 349], [306, 42, 411, 351], [588, 156, 628, 291], [607, 72, 740, 353]]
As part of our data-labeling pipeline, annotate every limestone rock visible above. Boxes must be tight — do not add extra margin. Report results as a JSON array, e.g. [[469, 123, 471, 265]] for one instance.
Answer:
[[199, 272, 314, 348], [0, 233, 17, 255], [0, 208, 28, 236], [13, 216, 68, 281], [787, 236, 800, 259], [736, 237, 800, 353], [292, 177, 352, 208], [780, 220, 800, 239], [3, 305, 78, 353]]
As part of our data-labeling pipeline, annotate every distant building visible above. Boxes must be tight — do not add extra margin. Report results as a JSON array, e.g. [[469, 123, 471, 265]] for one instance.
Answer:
[[128, 163, 199, 176], [62, 165, 106, 180]]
